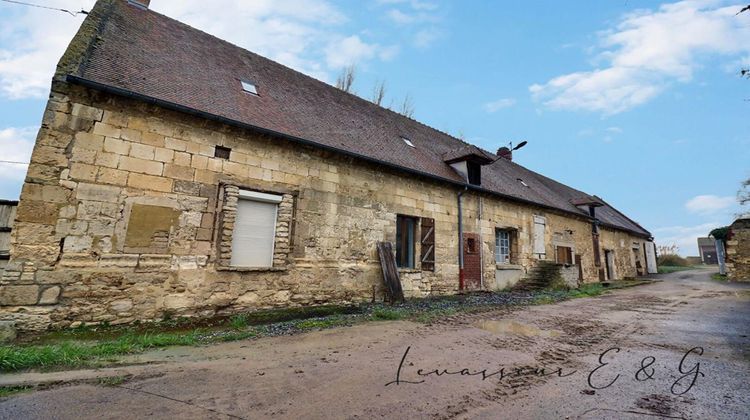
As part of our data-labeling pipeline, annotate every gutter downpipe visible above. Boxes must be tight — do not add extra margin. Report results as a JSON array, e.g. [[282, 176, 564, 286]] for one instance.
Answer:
[[457, 185, 468, 291], [479, 196, 484, 290]]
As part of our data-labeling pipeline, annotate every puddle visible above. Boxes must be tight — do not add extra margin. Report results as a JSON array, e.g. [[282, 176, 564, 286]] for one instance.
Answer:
[[475, 320, 562, 338]]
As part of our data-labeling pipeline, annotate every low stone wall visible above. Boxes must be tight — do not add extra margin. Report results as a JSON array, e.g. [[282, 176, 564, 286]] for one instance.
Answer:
[[726, 219, 750, 282], [560, 265, 580, 288]]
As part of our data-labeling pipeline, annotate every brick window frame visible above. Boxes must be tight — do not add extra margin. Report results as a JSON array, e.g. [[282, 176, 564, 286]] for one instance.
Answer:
[[216, 184, 294, 271]]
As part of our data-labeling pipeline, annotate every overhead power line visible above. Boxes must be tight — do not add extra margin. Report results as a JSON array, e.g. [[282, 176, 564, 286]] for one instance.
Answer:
[[0, 160, 29, 165], [0, 0, 88, 16]]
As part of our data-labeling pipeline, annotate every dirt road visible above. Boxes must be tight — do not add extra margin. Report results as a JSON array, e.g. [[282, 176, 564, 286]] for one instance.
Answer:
[[1, 268, 749, 419]]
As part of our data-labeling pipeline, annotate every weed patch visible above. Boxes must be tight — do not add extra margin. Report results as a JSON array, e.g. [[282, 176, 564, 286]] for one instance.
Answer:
[[711, 273, 727, 282], [658, 265, 701, 274], [372, 308, 407, 320], [0, 385, 34, 398], [98, 375, 129, 387]]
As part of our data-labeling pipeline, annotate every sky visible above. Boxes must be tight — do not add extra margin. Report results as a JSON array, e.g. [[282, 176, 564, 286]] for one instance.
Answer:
[[0, 0, 748, 256]]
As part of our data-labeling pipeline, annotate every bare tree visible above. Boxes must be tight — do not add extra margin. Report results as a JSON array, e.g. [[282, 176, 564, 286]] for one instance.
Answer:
[[335, 65, 356, 93], [371, 79, 387, 106], [399, 93, 415, 118], [739, 178, 750, 206]]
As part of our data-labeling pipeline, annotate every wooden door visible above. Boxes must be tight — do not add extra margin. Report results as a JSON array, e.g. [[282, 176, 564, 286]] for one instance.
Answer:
[[462, 232, 481, 290]]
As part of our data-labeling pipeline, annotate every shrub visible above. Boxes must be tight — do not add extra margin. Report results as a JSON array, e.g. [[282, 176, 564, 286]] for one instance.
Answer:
[[657, 254, 689, 267]]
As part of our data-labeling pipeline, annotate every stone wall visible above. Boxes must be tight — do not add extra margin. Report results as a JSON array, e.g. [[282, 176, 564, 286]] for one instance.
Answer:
[[0, 201, 16, 272], [726, 218, 750, 282], [0, 82, 651, 331]]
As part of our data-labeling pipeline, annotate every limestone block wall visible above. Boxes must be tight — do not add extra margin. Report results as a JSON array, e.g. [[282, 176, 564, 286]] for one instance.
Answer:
[[598, 227, 649, 280], [726, 219, 750, 281], [0, 82, 650, 331]]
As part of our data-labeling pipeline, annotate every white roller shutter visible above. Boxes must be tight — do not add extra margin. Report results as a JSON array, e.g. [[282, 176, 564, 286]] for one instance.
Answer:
[[230, 191, 281, 267], [533, 215, 546, 258]]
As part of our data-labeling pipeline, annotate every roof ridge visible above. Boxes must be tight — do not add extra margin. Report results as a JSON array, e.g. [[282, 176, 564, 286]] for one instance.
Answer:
[[592, 195, 651, 237]]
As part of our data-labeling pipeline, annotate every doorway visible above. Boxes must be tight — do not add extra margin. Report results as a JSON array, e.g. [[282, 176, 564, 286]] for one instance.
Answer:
[[462, 232, 481, 290], [604, 250, 615, 281]]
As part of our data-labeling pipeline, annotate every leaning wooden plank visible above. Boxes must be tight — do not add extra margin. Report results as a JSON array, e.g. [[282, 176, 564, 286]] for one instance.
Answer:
[[377, 241, 405, 303]]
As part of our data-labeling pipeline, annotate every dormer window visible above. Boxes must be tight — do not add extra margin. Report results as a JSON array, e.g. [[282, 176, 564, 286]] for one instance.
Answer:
[[467, 162, 481, 185], [241, 80, 258, 95], [442, 145, 494, 187]]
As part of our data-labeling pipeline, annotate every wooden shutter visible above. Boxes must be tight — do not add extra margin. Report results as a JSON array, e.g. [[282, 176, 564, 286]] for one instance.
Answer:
[[420, 217, 435, 271], [556, 246, 573, 264], [533, 215, 546, 257]]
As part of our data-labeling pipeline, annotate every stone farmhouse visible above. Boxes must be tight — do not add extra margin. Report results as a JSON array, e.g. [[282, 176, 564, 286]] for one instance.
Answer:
[[0, 0, 656, 331]]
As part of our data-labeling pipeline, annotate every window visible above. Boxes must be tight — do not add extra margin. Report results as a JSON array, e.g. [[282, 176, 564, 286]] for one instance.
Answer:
[[467, 161, 481, 185], [556, 246, 573, 265], [230, 190, 282, 267], [215, 146, 231, 160], [396, 215, 418, 268], [466, 237, 477, 254], [495, 229, 511, 264], [533, 215, 546, 259], [401, 137, 415, 148], [241, 80, 259, 95], [420, 217, 435, 271]]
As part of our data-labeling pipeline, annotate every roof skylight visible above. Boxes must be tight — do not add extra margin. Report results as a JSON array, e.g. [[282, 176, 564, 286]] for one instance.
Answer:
[[241, 80, 258, 95], [517, 178, 529, 187], [401, 137, 415, 148]]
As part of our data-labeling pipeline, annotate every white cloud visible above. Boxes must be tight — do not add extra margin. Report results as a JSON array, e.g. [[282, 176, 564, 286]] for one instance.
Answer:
[[413, 28, 441, 48], [324, 35, 399, 69], [530, 1, 750, 114], [685, 194, 736, 215], [0, 126, 36, 181], [378, 0, 442, 47], [377, 0, 438, 11], [0, 1, 94, 99], [387, 9, 415, 24], [0, 0, 398, 98], [484, 98, 516, 113], [654, 222, 719, 256]]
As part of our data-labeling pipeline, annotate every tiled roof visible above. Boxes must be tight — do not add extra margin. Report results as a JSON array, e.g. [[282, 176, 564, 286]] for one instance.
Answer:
[[61, 0, 651, 238]]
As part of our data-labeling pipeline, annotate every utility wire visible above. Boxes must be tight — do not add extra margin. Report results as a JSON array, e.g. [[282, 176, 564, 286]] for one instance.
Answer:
[[0, 0, 88, 16], [0, 160, 29, 165]]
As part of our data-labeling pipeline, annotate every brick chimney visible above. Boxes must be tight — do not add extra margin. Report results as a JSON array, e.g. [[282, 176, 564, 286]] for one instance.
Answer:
[[496, 146, 512, 161], [127, 0, 150, 9]]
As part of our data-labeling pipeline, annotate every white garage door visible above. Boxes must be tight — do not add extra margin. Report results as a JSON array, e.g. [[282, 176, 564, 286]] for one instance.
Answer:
[[230, 191, 281, 267]]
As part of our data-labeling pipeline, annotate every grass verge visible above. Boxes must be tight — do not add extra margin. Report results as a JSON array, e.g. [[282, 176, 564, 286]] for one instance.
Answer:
[[0, 385, 34, 398], [1, 279, 653, 374], [657, 265, 703, 274]]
